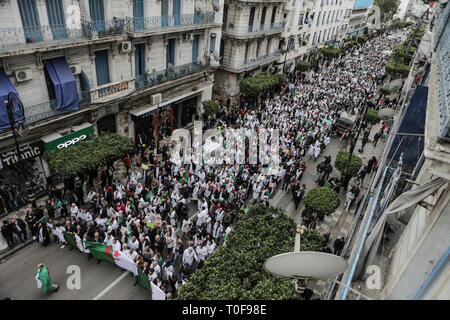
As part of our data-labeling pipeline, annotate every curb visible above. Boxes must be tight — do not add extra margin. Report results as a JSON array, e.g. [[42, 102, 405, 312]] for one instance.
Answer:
[[0, 238, 36, 263]]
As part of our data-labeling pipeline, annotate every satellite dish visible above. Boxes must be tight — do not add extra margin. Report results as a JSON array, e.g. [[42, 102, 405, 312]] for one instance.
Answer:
[[264, 251, 348, 281]]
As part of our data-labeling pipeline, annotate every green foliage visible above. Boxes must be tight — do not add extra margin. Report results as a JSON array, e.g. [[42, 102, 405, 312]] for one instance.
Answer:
[[202, 99, 220, 116], [303, 187, 341, 217], [364, 109, 380, 125], [44, 133, 133, 178], [177, 204, 297, 300], [357, 36, 368, 44], [379, 86, 391, 96], [300, 229, 326, 252], [385, 58, 411, 77], [295, 60, 311, 72], [321, 46, 340, 58], [334, 150, 363, 177], [239, 72, 286, 98], [375, 0, 400, 21]]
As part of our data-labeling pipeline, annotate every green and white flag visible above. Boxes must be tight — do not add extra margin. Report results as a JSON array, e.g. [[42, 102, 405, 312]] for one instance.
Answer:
[[85, 242, 138, 276], [36, 265, 54, 294]]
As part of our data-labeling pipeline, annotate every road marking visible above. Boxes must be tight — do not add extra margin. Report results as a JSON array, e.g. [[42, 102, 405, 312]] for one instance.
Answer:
[[92, 271, 129, 300]]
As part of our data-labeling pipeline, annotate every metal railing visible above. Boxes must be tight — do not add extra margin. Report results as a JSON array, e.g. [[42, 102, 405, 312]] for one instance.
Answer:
[[0, 18, 127, 53], [130, 12, 215, 33], [92, 79, 135, 100], [221, 50, 281, 70], [135, 58, 211, 90], [0, 12, 215, 53], [24, 91, 91, 124], [222, 22, 285, 37]]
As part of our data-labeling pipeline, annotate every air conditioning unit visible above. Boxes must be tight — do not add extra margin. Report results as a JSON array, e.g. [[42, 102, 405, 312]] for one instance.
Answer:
[[15, 69, 33, 83], [183, 33, 193, 41], [150, 93, 162, 105], [70, 64, 81, 75], [120, 41, 132, 54]]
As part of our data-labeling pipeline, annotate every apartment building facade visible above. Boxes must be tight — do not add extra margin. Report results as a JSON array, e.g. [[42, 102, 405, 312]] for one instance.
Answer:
[[0, 0, 222, 196], [347, 0, 373, 37]]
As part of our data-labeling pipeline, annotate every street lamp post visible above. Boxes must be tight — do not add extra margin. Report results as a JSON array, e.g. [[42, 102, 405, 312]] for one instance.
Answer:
[[4, 94, 35, 203]]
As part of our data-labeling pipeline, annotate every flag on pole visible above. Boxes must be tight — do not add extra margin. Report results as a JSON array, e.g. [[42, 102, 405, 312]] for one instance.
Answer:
[[84, 242, 138, 275]]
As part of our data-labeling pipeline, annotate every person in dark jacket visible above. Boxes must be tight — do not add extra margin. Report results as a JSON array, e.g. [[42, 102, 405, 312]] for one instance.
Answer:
[[10, 217, 27, 244], [25, 210, 37, 239], [46, 199, 55, 220], [1, 221, 14, 247], [333, 237, 345, 256], [37, 222, 50, 247]]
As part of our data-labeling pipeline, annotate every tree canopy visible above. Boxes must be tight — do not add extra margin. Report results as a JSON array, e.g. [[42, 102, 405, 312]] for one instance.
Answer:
[[375, 0, 400, 21]]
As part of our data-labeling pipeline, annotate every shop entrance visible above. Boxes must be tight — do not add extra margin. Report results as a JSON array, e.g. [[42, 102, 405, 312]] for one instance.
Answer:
[[134, 113, 155, 148], [177, 96, 198, 128], [97, 114, 117, 135]]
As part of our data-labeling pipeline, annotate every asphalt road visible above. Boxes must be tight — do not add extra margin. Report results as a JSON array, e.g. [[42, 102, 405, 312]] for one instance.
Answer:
[[0, 135, 363, 300]]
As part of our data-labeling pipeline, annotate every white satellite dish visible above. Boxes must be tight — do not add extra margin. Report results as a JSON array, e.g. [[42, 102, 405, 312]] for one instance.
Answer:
[[264, 251, 348, 281]]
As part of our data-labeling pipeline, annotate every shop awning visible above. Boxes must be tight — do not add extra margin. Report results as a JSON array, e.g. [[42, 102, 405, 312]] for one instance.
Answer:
[[0, 69, 22, 131], [43, 57, 79, 111]]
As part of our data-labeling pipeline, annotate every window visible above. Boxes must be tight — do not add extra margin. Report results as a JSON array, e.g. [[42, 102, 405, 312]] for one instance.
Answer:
[[210, 33, 216, 53], [288, 38, 294, 50], [249, 7, 256, 32], [173, 0, 181, 26], [90, 0, 105, 31], [244, 42, 249, 63], [95, 50, 110, 86], [318, 30, 322, 43], [18, 0, 42, 42], [223, 5, 228, 30], [135, 43, 145, 76], [166, 38, 175, 67], [266, 38, 271, 55], [133, 0, 144, 30], [270, 6, 277, 28], [322, 11, 326, 25], [192, 35, 200, 62], [256, 40, 261, 57], [327, 11, 330, 24], [317, 12, 321, 26], [161, 0, 169, 27], [299, 13, 305, 26], [260, 7, 267, 30], [313, 32, 317, 45], [45, 0, 67, 40]]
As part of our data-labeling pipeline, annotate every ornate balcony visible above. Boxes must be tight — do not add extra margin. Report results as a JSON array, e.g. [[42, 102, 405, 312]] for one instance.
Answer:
[[222, 23, 285, 38], [135, 58, 211, 90], [0, 18, 128, 54], [221, 50, 281, 72], [129, 12, 215, 35]]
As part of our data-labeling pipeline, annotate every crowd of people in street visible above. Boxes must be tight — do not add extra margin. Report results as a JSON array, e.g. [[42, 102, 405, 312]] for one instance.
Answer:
[[0, 33, 400, 298]]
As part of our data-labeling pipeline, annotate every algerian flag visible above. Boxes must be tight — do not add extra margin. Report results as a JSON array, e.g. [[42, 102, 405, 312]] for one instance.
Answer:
[[85, 242, 137, 276], [146, 191, 152, 200], [151, 281, 166, 300], [137, 267, 152, 294], [64, 233, 77, 250], [36, 265, 54, 293], [75, 234, 90, 253]]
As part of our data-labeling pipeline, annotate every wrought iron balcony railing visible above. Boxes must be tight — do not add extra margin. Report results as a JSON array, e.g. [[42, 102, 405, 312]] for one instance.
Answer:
[[222, 22, 285, 37], [135, 58, 211, 90], [0, 12, 215, 53], [130, 12, 215, 33], [0, 18, 127, 53], [221, 50, 281, 70]]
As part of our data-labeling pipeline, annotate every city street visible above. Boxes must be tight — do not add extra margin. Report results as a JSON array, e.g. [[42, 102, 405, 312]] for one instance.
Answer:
[[0, 124, 385, 299]]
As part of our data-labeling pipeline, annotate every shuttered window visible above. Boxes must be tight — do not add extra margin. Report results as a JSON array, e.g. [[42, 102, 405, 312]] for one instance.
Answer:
[[18, 0, 42, 42], [95, 50, 110, 86], [192, 35, 200, 62], [45, 0, 67, 40], [89, 0, 105, 31], [133, 0, 144, 30]]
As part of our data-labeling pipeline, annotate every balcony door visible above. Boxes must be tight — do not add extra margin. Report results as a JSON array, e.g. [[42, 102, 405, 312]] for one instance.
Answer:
[[248, 7, 255, 32], [161, 0, 169, 27], [192, 35, 200, 62], [270, 6, 277, 28], [166, 38, 175, 68], [89, 0, 105, 31], [133, 0, 144, 30], [173, 0, 181, 26], [45, 0, 67, 40], [135, 43, 146, 76], [95, 50, 110, 87], [260, 7, 267, 31], [18, 0, 42, 43]]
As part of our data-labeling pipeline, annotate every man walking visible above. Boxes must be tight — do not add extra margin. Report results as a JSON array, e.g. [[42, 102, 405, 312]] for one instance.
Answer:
[[372, 130, 381, 147], [36, 263, 59, 294], [333, 237, 345, 256]]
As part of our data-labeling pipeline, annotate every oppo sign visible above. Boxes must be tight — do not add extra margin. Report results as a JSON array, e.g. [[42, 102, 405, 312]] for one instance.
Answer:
[[57, 134, 87, 149]]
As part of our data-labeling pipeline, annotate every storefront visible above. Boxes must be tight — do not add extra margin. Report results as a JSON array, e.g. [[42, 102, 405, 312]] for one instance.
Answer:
[[41, 122, 94, 185], [0, 140, 46, 213], [96, 114, 117, 135]]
